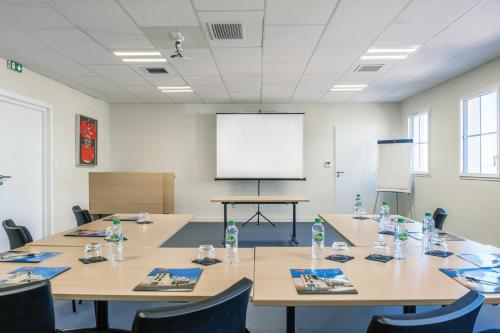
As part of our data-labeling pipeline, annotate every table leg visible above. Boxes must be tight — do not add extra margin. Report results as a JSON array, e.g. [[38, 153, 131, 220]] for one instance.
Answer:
[[403, 305, 416, 313], [95, 301, 109, 330], [291, 203, 298, 246], [223, 203, 228, 244], [286, 306, 295, 333]]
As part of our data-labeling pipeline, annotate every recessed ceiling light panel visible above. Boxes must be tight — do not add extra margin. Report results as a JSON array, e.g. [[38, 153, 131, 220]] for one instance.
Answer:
[[113, 51, 162, 56], [360, 55, 407, 60], [122, 58, 167, 63]]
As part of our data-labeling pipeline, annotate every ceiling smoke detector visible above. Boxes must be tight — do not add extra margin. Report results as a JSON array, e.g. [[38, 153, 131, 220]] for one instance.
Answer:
[[354, 64, 385, 72], [207, 22, 244, 40], [142, 67, 168, 74]]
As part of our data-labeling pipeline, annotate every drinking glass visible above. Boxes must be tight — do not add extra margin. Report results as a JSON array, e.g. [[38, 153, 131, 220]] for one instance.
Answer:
[[198, 244, 215, 260], [331, 241, 349, 258], [372, 241, 390, 259], [138, 212, 150, 222], [84, 243, 102, 260], [432, 234, 448, 252]]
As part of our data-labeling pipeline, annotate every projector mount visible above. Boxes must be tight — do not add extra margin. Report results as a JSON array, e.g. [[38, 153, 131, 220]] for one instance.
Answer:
[[170, 32, 191, 60]]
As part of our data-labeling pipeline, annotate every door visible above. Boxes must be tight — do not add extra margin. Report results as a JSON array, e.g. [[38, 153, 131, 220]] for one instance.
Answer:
[[0, 93, 49, 251], [334, 125, 377, 213]]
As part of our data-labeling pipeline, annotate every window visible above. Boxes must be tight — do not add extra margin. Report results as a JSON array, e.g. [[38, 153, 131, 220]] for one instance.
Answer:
[[408, 111, 430, 174], [461, 90, 499, 177]]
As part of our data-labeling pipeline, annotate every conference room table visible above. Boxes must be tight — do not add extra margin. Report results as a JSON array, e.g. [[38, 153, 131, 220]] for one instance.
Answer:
[[211, 195, 310, 245], [29, 214, 193, 248], [2, 245, 254, 331], [253, 246, 500, 333]]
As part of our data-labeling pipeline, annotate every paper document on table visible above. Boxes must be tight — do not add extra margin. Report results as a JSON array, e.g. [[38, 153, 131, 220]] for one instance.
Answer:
[[290, 268, 357, 294]]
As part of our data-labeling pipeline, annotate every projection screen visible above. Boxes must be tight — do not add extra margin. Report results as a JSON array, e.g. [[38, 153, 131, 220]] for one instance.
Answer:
[[216, 113, 304, 180]]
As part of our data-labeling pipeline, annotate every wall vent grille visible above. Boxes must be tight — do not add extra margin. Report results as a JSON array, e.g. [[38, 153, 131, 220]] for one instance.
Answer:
[[207, 23, 244, 40]]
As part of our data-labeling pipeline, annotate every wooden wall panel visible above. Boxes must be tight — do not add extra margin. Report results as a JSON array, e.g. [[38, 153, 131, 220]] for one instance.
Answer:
[[89, 172, 175, 214]]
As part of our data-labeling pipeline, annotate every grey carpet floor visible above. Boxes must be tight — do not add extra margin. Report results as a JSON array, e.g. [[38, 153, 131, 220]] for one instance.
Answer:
[[54, 222, 500, 332]]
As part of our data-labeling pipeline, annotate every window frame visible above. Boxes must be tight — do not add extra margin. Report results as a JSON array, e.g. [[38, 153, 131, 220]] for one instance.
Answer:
[[408, 108, 431, 176], [459, 86, 500, 179]]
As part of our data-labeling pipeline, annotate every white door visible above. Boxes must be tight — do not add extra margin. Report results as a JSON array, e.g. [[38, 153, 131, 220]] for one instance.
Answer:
[[334, 125, 377, 213], [0, 94, 48, 251]]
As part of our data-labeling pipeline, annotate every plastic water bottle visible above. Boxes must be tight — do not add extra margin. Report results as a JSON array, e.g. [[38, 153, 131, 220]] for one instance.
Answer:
[[379, 202, 390, 232], [225, 220, 239, 264], [422, 212, 435, 251], [354, 194, 362, 217], [311, 217, 325, 259], [109, 218, 124, 262], [394, 218, 408, 260]]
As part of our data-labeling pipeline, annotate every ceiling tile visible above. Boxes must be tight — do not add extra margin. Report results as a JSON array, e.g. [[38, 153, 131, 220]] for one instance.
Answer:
[[11, 49, 95, 76], [184, 75, 224, 86], [261, 85, 295, 103], [290, 92, 323, 103], [264, 25, 324, 62], [0, 2, 73, 29], [212, 48, 261, 75], [454, 34, 500, 62], [87, 65, 150, 86], [194, 84, 231, 103], [266, 0, 338, 25], [395, 0, 483, 24], [71, 76, 127, 94], [28, 29, 121, 65], [192, 0, 264, 11], [118, 0, 198, 27], [0, 20, 48, 50], [262, 62, 305, 85], [321, 90, 359, 102], [142, 27, 208, 49], [48, 0, 154, 49], [198, 11, 263, 48], [223, 75, 261, 93], [104, 92, 146, 103], [122, 85, 174, 103], [295, 74, 339, 92], [165, 49, 220, 75], [229, 92, 261, 103], [166, 92, 203, 103], [305, 46, 365, 74], [373, 22, 448, 47], [320, 0, 409, 46]]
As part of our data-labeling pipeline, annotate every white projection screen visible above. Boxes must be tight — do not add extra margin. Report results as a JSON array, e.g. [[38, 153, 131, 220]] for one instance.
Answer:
[[216, 113, 304, 179]]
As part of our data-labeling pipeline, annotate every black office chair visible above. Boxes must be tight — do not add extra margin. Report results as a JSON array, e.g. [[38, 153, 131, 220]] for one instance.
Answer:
[[131, 277, 253, 333], [366, 291, 484, 333], [72, 205, 93, 226], [2, 219, 33, 249], [433, 208, 448, 230]]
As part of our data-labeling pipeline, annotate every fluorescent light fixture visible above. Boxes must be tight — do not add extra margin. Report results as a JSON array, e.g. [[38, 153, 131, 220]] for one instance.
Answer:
[[333, 84, 367, 88], [161, 89, 194, 93], [121, 58, 167, 63], [360, 55, 407, 60], [367, 48, 417, 53], [113, 51, 161, 56], [330, 88, 364, 92], [157, 86, 191, 90]]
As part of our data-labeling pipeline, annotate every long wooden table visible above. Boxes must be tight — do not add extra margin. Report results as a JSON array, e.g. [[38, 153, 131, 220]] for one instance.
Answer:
[[253, 247, 500, 333], [29, 214, 192, 248], [212, 195, 310, 245]]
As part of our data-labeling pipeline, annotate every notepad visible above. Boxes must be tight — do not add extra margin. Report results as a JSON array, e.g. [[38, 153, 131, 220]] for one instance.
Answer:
[[133, 268, 203, 292], [290, 268, 357, 294], [0, 266, 70, 288], [0, 251, 61, 263], [440, 267, 500, 293]]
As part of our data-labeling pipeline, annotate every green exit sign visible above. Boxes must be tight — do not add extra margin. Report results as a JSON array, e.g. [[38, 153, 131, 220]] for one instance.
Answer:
[[7, 60, 22, 73]]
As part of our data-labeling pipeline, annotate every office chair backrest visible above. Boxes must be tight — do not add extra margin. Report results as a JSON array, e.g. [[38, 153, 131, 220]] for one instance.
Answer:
[[131, 277, 253, 333], [366, 291, 484, 333], [72, 205, 93, 226], [0, 280, 56, 333], [2, 219, 33, 249], [433, 208, 448, 230]]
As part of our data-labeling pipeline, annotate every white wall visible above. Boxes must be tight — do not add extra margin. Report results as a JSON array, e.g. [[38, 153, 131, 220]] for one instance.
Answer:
[[401, 56, 500, 247], [110, 103, 400, 221], [0, 56, 111, 234]]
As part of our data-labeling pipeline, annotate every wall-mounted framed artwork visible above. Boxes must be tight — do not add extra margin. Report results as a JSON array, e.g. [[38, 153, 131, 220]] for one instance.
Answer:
[[76, 114, 98, 166]]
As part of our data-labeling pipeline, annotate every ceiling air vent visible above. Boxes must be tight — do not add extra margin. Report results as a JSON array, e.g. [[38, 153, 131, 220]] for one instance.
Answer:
[[142, 67, 168, 74], [354, 64, 384, 72], [207, 23, 244, 40]]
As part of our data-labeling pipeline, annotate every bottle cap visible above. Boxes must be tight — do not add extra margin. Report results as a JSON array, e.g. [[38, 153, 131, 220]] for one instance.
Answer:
[[112, 218, 120, 225], [382, 202, 387, 205], [424, 212, 432, 217], [397, 218, 405, 223], [314, 217, 322, 223], [228, 220, 236, 226], [356, 194, 360, 197]]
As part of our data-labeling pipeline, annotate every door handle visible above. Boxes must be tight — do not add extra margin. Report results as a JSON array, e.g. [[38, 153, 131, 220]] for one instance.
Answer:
[[336, 171, 344, 178], [0, 175, 12, 186]]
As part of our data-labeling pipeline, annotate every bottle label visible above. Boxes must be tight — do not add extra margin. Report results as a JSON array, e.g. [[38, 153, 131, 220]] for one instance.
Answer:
[[313, 232, 324, 242], [398, 232, 408, 241], [110, 233, 121, 243], [225, 235, 236, 245]]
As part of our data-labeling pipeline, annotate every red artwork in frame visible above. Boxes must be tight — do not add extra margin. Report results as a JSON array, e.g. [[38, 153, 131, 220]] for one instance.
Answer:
[[76, 114, 98, 166]]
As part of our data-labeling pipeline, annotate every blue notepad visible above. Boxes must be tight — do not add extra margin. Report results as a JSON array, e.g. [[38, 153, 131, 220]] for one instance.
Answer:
[[290, 268, 357, 294], [440, 267, 500, 293], [0, 251, 61, 263], [133, 268, 203, 292], [0, 266, 70, 287]]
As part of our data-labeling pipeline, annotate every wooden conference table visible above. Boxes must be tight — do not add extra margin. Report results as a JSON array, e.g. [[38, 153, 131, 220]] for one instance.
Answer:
[[211, 195, 309, 245]]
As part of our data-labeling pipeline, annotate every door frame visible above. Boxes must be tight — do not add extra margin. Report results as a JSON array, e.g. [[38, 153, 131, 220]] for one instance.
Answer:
[[0, 88, 53, 237]]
